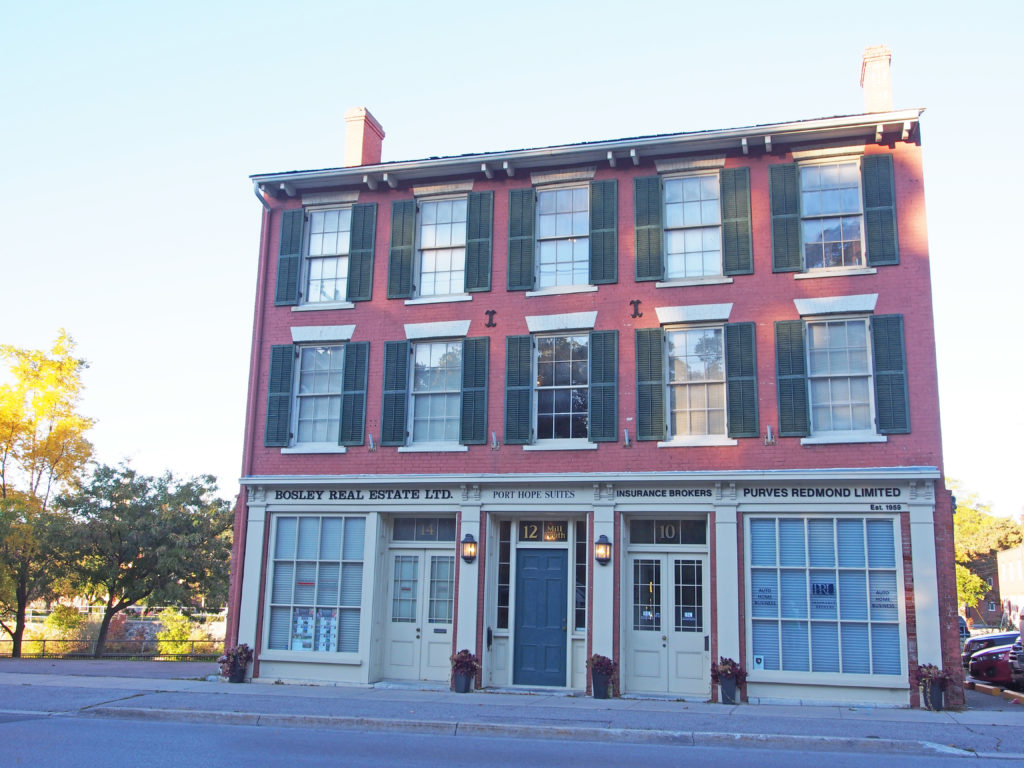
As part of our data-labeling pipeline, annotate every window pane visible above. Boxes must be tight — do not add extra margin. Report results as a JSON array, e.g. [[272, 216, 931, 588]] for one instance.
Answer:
[[749, 520, 777, 566], [752, 620, 780, 671], [811, 622, 840, 672], [871, 623, 901, 675], [781, 621, 810, 671]]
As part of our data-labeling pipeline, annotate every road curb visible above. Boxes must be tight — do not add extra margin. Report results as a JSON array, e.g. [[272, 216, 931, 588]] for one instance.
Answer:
[[80, 706, 972, 756]]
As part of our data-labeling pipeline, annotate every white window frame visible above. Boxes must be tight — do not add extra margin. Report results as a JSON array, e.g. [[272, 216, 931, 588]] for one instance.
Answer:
[[663, 172, 723, 280], [264, 514, 366, 660], [660, 323, 731, 447], [301, 206, 353, 308], [287, 343, 346, 453], [412, 195, 470, 302], [525, 332, 595, 450], [802, 315, 885, 445], [798, 158, 865, 274], [406, 339, 464, 450], [534, 184, 590, 291], [744, 514, 906, 686]]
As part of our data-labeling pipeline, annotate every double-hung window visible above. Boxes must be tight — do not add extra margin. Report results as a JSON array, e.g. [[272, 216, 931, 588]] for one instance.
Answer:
[[635, 168, 751, 282], [507, 180, 617, 291], [267, 515, 365, 654], [748, 516, 903, 677], [775, 313, 909, 442], [380, 335, 488, 449], [504, 329, 617, 447], [274, 204, 378, 307], [264, 340, 369, 450], [771, 153, 898, 273], [635, 322, 757, 443], [387, 192, 494, 300]]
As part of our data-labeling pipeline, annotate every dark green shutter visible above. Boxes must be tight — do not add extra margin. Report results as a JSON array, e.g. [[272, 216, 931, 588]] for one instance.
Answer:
[[346, 203, 376, 302], [725, 323, 758, 438], [460, 337, 489, 444], [871, 314, 910, 434], [465, 191, 493, 292], [635, 328, 665, 441], [274, 209, 304, 305], [387, 200, 416, 299], [863, 154, 899, 266], [634, 176, 663, 281], [770, 164, 802, 273], [589, 180, 617, 285], [722, 167, 753, 275], [507, 189, 535, 290], [588, 330, 617, 442], [504, 335, 532, 444], [265, 344, 294, 446], [775, 320, 809, 436], [339, 342, 369, 446], [380, 340, 409, 446]]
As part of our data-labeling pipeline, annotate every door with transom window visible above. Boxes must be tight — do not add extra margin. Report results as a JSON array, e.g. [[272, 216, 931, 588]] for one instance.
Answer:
[[626, 554, 710, 696], [383, 550, 455, 681]]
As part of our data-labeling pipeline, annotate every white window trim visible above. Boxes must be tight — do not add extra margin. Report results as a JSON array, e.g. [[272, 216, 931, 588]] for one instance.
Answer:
[[398, 444, 468, 453], [523, 440, 597, 451], [658, 436, 737, 448], [655, 155, 726, 173], [656, 276, 734, 289], [794, 295, 878, 317], [292, 301, 355, 313], [530, 167, 596, 185], [404, 320, 471, 340], [795, 268, 877, 280], [291, 325, 355, 343], [282, 445, 347, 455], [800, 433, 887, 446], [525, 312, 597, 333], [405, 294, 472, 306], [655, 304, 733, 325], [526, 284, 598, 298]]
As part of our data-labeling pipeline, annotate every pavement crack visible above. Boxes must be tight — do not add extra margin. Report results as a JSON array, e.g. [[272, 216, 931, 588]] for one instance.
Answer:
[[78, 692, 148, 712]]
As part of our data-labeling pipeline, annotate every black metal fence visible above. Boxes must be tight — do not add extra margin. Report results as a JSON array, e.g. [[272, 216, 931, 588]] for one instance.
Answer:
[[0, 639, 221, 661]]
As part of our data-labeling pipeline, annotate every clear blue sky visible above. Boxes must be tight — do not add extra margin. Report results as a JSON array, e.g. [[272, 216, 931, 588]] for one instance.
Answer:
[[2, 1, 1021, 516]]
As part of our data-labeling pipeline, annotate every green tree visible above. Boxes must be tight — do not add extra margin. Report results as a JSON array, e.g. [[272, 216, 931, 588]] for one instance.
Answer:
[[156, 607, 192, 656], [58, 463, 231, 657], [0, 331, 93, 656], [956, 564, 989, 613]]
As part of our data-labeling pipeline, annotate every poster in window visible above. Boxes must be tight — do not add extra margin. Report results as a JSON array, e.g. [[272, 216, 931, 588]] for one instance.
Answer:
[[292, 607, 314, 651]]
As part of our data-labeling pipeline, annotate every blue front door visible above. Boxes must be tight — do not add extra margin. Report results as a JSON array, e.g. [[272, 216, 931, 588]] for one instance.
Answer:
[[513, 549, 567, 686]]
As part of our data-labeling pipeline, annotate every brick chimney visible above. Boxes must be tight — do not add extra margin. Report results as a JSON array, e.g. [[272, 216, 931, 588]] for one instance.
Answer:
[[860, 45, 893, 113], [344, 107, 385, 167]]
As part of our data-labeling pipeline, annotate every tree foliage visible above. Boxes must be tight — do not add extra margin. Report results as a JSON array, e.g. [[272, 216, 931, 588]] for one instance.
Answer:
[[950, 481, 1024, 564], [57, 463, 232, 657], [956, 563, 989, 612], [0, 331, 93, 655]]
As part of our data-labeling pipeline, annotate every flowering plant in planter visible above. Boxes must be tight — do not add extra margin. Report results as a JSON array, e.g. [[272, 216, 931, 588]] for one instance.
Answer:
[[912, 663, 952, 685], [586, 654, 617, 677], [710, 657, 747, 684], [450, 649, 480, 676], [218, 643, 253, 678]]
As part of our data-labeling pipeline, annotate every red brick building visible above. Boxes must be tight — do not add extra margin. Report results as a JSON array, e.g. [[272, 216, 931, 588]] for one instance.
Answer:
[[228, 47, 959, 706]]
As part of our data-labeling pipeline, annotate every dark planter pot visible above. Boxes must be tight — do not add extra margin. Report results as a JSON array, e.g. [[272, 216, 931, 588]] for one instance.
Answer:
[[453, 672, 473, 693], [922, 680, 944, 711], [719, 675, 738, 704], [228, 664, 247, 684], [592, 671, 610, 699]]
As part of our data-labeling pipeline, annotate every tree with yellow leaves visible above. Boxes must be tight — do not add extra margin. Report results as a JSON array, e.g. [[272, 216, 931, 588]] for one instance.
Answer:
[[0, 331, 93, 656]]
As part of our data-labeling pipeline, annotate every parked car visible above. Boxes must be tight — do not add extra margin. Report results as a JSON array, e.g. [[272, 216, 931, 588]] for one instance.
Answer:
[[1008, 639, 1024, 689], [968, 644, 1017, 688], [961, 630, 1021, 668]]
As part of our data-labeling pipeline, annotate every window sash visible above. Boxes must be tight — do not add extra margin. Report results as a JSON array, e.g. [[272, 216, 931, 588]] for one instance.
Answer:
[[666, 327, 725, 437], [807, 319, 874, 434], [664, 174, 722, 278], [410, 341, 463, 444], [418, 198, 468, 297], [536, 186, 590, 288], [306, 208, 352, 303], [799, 161, 864, 270], [534, 334, 589, 440], [294, 345, 345, 444]]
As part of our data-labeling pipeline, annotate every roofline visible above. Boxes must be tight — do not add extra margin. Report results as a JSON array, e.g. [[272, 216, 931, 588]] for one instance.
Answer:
[[251, 108, 924, 195]]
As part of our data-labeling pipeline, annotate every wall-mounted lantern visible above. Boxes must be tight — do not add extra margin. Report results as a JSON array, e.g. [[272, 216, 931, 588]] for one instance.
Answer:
[[594, 535, 612, 565], [461, 533, 478, 564]]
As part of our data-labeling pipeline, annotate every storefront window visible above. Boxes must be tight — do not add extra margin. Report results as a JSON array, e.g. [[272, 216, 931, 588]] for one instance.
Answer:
[[268, 515, 365, 653], [749, 517, 901, 676]]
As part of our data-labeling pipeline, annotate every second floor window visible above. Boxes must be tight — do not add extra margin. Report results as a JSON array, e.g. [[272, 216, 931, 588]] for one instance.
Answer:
[[667, 327, 725, 437], [411, 341, 463, 443], [537, 187, 590, 289]]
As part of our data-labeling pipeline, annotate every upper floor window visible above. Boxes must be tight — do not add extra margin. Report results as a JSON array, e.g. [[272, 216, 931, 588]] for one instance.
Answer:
[[770, 154, 898, 274], [775, 314, 909, 443], [380, 337, 488, 450], [635, 323, 757, 443], [274, 204, 378, 308], [264, 341, 369, 451], [505, 330, 617, 447], [635, 168, 751, 283], [306, 208, 352, 303], [387, 192, 494, 301], [507, 181, 617, 292]]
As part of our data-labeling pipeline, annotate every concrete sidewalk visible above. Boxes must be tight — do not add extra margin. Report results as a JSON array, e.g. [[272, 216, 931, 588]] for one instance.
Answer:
[[1, 660, 1021, 759]]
